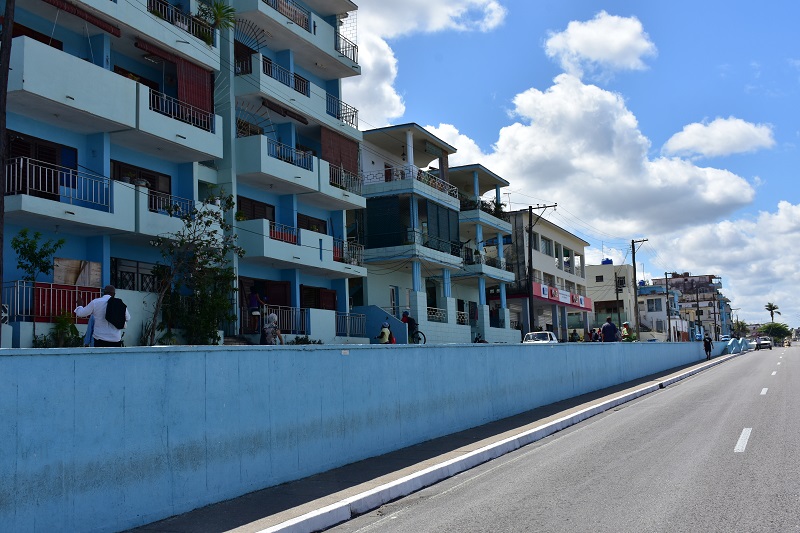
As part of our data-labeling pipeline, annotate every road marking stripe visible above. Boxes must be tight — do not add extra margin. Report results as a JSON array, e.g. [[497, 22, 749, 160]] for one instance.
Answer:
[[777, 362, 781, 365], [734, 428, 752, 453], [772, 371, 777, 376], [761, 388, 768, 395]]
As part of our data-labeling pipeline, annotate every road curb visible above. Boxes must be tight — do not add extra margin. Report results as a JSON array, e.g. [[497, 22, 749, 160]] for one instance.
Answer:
[[261, 351, 744, 533]]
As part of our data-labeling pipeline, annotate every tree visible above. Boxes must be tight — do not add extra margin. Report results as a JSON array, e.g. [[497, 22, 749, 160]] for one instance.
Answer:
[[10, 228, 66, 338], [733, 318, 749, 338], [765, 302, 781, 323], [196, 0, 236, 30], [759, 322, 790, 344], [144, 191, 244, 346]]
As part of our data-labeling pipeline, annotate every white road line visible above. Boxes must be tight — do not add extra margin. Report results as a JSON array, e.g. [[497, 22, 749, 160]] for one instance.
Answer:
[[777, 362, 781, 365], [772, 371, 777, 376], [761, 388, 768, 395], [734, 428, 753, 453]]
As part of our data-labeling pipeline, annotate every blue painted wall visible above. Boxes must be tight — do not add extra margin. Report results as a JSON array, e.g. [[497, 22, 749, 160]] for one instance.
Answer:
[[0, 341, 731, 532]]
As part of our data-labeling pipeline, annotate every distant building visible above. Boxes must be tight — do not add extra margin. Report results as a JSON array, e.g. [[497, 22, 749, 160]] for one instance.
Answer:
[[652, 273, 732, 340], [586, 261, 636, 330]]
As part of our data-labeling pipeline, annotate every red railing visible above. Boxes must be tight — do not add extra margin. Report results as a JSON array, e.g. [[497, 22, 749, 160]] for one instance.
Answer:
[[2, 281, 100, 323]]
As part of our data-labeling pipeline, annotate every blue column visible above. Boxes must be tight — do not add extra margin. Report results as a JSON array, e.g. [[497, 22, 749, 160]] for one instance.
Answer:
[[412, 261, 421, 292], [496, 231, 504, 264], [478, 277, 486, 305], [443, 269, 451, 298], [472, 170, 480, 198], [500, 282, 507, 308], [86, 235, 111, 286]]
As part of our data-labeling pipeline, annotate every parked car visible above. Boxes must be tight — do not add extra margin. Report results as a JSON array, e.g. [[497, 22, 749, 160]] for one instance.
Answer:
[[784, 339, 791, 347], [523, 331, 559, 344], [755, 336, 773, 350], [719, 335, 731, 342]]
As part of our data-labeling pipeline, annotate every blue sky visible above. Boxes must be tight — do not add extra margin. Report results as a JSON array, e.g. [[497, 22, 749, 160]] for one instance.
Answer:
[[344, 0, 800, 326]]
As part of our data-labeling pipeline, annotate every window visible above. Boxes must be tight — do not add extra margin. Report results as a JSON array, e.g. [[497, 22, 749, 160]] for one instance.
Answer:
[[616, 277, 626, 289], [540, 237, 553, 256], [112, 160, 171, 212], [647, 298, 663, 312], [236, 195, 274, 221], [298, 213, 327, 234], [595, 275, 604, 283], [111, 258, 158, 292]]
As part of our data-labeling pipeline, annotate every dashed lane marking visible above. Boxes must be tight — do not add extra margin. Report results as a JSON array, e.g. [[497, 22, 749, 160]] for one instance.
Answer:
[[772, 371, 777, 376], [734, 428, 752, 453], [761, 388, 768, 395]]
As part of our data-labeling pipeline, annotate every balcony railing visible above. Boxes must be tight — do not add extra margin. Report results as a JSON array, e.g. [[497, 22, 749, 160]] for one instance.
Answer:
[[6, 157, 111, 211], [262, 0, 310, 31], [326, 94, 358, 128], [335, 32, 358, 63], [235, 56, 252, 75], [263, 58, 310, 97], [147, 0, 215, 46], [149, 89, 215, 132], [333, 238, 364, 266], [427, 307, 447, 323], [456, 310, 468, 325], [329, 166, 363, 195], [148, 190, 194, 215], [404, 229, 462, 257], [336, 312, 366, 337], [266, 138, 313, 170], [269, 221, 298, 244], [241, 304, 307, 335], [2, 281, 100, 323], [363, 165, 459, 199], [459, 195, 510, 221]]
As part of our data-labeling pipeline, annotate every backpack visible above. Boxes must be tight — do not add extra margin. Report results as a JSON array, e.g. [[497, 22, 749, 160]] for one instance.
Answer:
[[260, 324, 278, 345], [105, 297, 127, 330]]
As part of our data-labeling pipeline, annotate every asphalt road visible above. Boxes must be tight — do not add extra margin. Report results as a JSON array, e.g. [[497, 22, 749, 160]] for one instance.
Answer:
[[328, 346, 799, 533]]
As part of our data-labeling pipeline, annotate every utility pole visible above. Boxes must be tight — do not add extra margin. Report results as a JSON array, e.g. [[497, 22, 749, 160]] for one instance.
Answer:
[[665, 272, 671, 342], [695, 284, 701, 341], [631, 238, 647, 340], [614, 271, 622, 327], [526, 204, 556, 335]]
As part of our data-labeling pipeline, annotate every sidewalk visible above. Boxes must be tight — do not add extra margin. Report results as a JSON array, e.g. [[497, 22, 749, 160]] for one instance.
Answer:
[[128, 353, 738, 533]]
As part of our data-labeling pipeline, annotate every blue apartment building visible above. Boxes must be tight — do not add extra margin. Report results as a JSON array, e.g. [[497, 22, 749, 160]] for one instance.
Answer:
[[2, 0, 367, 346]]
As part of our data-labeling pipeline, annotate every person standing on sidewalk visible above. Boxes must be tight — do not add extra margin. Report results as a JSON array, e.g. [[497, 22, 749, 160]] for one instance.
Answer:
[[703, 334, 714, 360], [601, 317, 618, 342], [75, 285, 130, 347]]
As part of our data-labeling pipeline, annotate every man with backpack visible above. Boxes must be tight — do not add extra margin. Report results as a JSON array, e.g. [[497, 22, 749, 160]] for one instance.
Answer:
[[75, 285, 130, 347]]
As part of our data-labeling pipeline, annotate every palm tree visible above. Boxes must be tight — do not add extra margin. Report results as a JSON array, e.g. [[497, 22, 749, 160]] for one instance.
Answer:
[[765, 302, 781, 323]]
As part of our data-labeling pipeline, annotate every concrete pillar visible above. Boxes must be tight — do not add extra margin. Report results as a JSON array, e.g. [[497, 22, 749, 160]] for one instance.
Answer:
[[478, 277, 486, 306], [443, 269, 451, 298]]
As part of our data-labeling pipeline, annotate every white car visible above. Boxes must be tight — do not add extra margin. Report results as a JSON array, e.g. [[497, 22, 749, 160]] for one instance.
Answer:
[[719, 335, 731, 342], [523, 331, 559, 344], [755, 336, 773, 350]]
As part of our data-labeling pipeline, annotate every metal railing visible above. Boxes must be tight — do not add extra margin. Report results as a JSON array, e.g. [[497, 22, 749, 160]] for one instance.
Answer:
[[242, 304, 308, 335], [149, 89, 215, 132], [262, 58, 310, 97], [333, 238, 364, 266], [329, 166, 363, 195], [147, 0, 215, 45], [336, 312, 366, 337], [234, 56, 252, 75], [427, 307, 447, 323], [269, 221, 298, 244], [2, 281, 100, 323], [262, 0, 310, 31], [362, 165, 459, 199], [6, 157, 111, 211], [456, 311, 468, 325], [335, 32, 358, 63], [266, 138, 313, 170], [148, 190, 194, 215], [409, 229, 461, 257], [326, 94, 358, 128]]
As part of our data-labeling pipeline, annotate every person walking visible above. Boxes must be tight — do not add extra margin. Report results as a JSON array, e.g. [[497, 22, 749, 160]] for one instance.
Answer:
[[248, 286, 267, 333], [703, 334, 714, 360], [74, 285, 130, 347], [601, 317, 619, 343]]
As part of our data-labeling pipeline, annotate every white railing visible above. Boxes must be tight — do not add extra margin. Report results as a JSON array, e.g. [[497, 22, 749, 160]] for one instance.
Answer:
[[147, 190, 194, 214], [362, 165, 458, 199], [2, 281, 100, 323], [262, 0, 310, 31], [266, 138, 313, 171], [6, 157, 111, 211], [149, 89, 215, 132], [456, 311, 468, 325], [427, 307, 447, 323], [329, 166, 363, 195], [242, 304, 308, 335], [147, 0, 215, 45], [333, 238, 364, 266], [269, 221, 299, 245], [336, 312, 366, 337]]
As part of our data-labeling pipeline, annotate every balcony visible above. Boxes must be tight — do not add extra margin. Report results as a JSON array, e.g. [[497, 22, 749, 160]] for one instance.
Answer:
[[301, 161, 365, 211], [112, 86, 223, 162], [8, 37, 137, 134], [461, 246, 515, 282], [237, 219, 366, 278], [234, 53, 361, 138], [232, 0, 360, 79], [134, 185, 194, 237], [2, 281, 100, 324], [332, 238, 364, 266], [4, 158, 136, 233], [363, 228, 463, 270], [362, 165, 460, 207], [235, 134, 317, 194], [147, 0, 216, 46]]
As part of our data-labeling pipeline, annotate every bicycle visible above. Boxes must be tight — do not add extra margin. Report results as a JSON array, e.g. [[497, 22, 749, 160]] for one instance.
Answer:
[[409, 329, 426, 344]]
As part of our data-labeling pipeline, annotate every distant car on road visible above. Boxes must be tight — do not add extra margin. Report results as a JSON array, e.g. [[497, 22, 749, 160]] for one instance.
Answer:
[[719, 335, 731, 342], [784, 339, 791, 347], [755, 336, 773, 350], [523, 331, 559, 344]]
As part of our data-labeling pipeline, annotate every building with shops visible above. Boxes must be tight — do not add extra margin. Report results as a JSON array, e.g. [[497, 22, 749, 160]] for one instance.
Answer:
[[2, 0, 370, 346], [586, 261, 636, 331], [352, 124, 518, 344], [652, 273, 732, 340], [503, 212, 592, 342]]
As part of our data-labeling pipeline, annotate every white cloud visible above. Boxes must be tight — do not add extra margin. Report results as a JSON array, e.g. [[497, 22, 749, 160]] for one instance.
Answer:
[[424, 123, 489, 166], [544, 11, 656, 79], [345, 0, 506, 127], [662, 117, 775, 158]]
